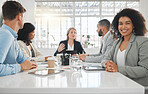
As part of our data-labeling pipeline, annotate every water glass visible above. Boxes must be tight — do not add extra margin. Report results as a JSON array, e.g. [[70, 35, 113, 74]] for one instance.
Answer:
[[70, 55, 82, 71], [56, 54, 62, 69]]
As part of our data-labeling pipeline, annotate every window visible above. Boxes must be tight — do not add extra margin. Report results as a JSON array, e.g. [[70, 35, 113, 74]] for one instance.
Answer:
[[35, 0, 139, 48]]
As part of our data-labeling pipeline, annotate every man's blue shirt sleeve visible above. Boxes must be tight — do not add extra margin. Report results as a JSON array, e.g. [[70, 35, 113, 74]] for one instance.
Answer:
[[0, 30, 25, 76]]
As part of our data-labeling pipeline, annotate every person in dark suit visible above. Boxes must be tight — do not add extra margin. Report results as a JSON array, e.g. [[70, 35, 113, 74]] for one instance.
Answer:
[[54, 27, 85, 56]]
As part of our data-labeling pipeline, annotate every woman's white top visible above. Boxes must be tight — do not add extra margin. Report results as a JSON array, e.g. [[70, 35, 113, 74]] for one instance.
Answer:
[[18, 40, 45, 62], [116, 49, 126, 67], [26, 45, 31, 56], [68, 43, 74, 50]]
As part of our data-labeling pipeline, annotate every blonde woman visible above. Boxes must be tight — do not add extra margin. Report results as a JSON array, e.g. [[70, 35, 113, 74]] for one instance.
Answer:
[[54, 27, 85, 56]]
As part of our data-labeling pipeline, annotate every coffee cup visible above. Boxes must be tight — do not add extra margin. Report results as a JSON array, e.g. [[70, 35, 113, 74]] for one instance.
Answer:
[[47, 57, 55, 68]]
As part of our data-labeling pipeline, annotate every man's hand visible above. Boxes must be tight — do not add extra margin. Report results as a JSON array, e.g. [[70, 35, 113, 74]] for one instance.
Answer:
[[20, 60, 37, 71], [79, 54, 88, 61], [104, 60, 118, 72]]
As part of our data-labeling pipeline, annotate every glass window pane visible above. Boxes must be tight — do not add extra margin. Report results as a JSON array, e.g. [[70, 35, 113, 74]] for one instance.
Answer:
[[88, 1, 100, 15], [102, 1, 114, 15], [61, 2, 73, 16], [35, 0, 139, 48], [115, 1, 126, 14], [127, 1, 139, 10]]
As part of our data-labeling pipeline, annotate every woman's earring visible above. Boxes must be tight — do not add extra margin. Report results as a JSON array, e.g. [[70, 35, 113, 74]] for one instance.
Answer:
[[133, 29, 136, 35]]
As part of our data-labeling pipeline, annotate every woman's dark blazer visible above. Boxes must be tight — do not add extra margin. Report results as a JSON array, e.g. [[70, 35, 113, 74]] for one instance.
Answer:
[[54, 40, 85, 56]]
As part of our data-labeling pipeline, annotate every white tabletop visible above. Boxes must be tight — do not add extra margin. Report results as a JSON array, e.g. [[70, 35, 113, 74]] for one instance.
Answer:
[[0, 62, 144, 94]]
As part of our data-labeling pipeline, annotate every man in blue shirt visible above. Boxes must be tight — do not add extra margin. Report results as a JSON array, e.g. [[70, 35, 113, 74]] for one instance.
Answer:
[[0, 1, 37, 76]]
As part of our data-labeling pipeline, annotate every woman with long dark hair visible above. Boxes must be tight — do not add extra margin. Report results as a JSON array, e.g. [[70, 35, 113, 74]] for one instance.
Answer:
[[17, 23, 49, 61]]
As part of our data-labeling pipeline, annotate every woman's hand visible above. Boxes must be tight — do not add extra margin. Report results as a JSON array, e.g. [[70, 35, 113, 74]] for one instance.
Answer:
[[58, 43, 65, 52], [104, 60, 118, 72]]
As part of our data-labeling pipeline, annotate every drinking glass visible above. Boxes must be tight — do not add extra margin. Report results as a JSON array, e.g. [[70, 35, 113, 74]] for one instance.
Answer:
[[56, 54, 62, 69], [70, 55, 82, 71]]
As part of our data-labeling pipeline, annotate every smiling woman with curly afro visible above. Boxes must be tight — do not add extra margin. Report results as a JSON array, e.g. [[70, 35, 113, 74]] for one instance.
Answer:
[[101, 8, 148, 89]]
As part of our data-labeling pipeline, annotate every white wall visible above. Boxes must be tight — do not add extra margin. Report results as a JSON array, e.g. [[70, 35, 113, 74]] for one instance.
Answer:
[[0, 0, 6, 27], [0, 0, 36, 26], [140, 0, 148, 30], [18, 0, 35, 24]]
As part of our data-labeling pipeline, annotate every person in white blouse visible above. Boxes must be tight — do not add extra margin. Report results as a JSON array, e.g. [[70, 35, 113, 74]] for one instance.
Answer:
[[54, 27, 85, 56], [17, 23, 50, 62], [101, 8, 148, 88]]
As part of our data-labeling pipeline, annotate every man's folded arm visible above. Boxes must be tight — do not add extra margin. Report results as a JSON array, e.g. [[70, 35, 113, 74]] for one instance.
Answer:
[[0, 63, 21, 76]]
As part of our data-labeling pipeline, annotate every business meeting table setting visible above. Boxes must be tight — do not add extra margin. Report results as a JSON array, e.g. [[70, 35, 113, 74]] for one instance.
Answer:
[[0, 56, 145, 94]]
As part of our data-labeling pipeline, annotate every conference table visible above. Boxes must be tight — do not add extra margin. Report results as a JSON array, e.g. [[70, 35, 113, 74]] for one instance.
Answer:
[[0, 62, 144, 94]]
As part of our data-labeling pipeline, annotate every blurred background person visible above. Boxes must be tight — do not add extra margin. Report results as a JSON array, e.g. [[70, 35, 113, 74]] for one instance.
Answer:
[[54, 27, 85, 56], [79, 19, 113, 63], [17, 23, 50, 62], [101, 8, 148, 89]]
